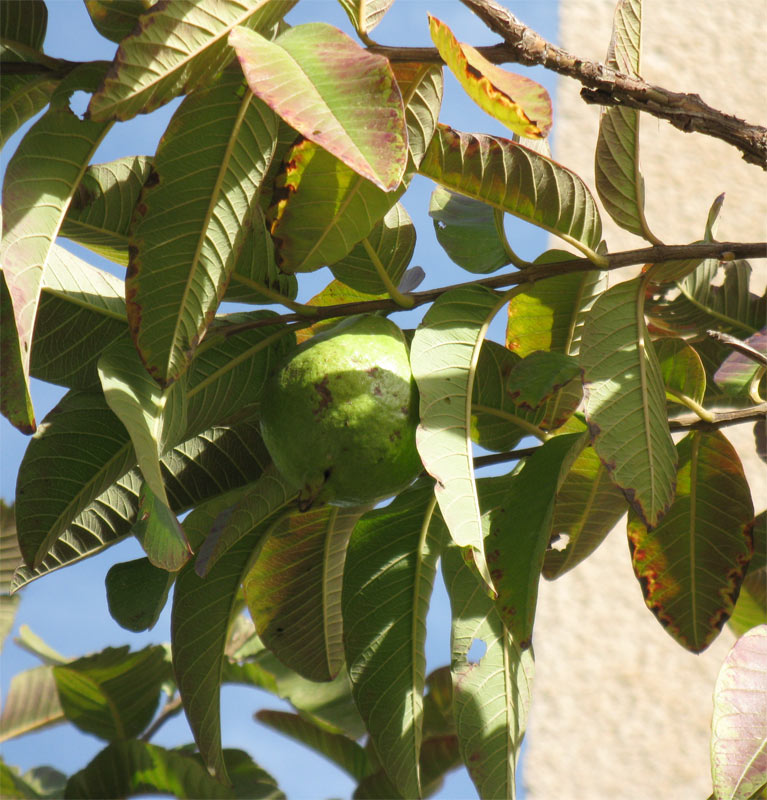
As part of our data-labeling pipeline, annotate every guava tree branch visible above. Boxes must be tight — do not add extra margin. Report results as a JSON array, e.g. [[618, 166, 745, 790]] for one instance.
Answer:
[[221, 240, 766, 335], [139, 694, 183, 742]]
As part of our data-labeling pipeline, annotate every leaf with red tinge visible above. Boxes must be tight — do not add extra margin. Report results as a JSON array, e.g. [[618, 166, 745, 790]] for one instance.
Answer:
[[230, 23, 407, 191], [628, 430, 754, 653], [714, 329, 767, 398], [711, 625, 767, 800], [337, 0, 395, 35], [429, 15, 551, 138]]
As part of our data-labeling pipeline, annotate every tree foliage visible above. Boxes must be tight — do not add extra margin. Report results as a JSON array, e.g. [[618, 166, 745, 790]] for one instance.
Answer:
[[1, 0, 765, 798]]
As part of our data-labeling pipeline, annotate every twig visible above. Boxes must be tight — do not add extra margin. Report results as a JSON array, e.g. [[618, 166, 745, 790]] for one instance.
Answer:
[[474, 445, 538, 469], [668, 403, 767, 431], [707, 330, 767, 368], [220, 240, 766, 335], [140, 695, 183, 742]]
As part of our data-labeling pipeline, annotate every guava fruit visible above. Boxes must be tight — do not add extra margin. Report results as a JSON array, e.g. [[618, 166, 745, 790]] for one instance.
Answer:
[[260, 314, 422, 509]]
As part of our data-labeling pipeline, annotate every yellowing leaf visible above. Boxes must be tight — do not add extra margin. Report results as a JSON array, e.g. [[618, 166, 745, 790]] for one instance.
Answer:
[[429, 15, 551, 138]]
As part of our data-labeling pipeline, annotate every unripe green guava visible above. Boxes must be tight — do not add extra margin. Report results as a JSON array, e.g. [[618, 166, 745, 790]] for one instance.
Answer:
[[260, 315, 423, 509]]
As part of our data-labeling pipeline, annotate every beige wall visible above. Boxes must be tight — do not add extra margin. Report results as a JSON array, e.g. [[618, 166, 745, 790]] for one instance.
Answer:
[[523, 2, 767, 797]]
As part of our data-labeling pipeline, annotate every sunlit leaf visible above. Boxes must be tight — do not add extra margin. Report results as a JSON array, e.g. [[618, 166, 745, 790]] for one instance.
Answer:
[[628, 430, 754, 652], [230, 22, 406, 191], [429, 15, 551, 138], [442, 542, 534, 800], [53, 644, 169, 740], [12, 421, 271, 592], [543, 445, 627, 580], [595, 0, 659, 242], [581, 277, 677, 526], [411, 284, 503, 593], [488, 433, 587, 647], [127, 67, 278, 385], [31, 244, 128, 389], [654, 337, 707, 406], [105, 556, 174, 632], [130, 481, 192, 571], [329, 204, 416, 296], [0, 502, 21, 594], [295, 280, 383, 345], [84, 0, 152, 43], [0, 595, 20, 653], [337, 0, 395, 34], [342, 483, 442, 798], [88, 0, 295, 121], [0, 665, 64, 743], [243, 504, 365, 682], [711, 625, 767, 800], [392, 62, 443, 169], [419, 125, 603, 259], [13, 625, 68, 666], [1, 64, 113, 432], [507, 257, 607, 357], [429, 187, 510, 274], [60, 156, 152, 265], [256, 710, 372, 780]]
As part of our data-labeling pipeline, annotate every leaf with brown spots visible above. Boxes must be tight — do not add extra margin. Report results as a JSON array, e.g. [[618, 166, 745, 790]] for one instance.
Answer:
[[628, 430, 754, 653]]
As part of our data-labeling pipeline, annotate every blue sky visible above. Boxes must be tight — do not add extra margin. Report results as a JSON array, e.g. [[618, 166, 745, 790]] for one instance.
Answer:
[[1, 1, 559, 797]]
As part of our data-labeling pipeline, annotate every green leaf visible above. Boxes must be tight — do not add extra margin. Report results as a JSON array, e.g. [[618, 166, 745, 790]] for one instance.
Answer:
[[127, 67, 278, 386], [0, 270, 34, 433], [627, 430, 754, 652], [506, 259, 608, 357], [84, 0, 152, 43], [342, 483, 443, 798], [0, 501, 21, 594], [711, 625, 767, 800], [0, 1, 47, 51], [729, 511, 766, 636], [429, 187, 509, 274], [31, 244, 128, 389], [505, 351, 580, 410], [714, 329, 767, 398], [411, 284, 504, 592], [0, 665, 64, 743], [105, 557, 174, 632], [53, 644, 169, 740], [172, 514, 272, 781], [130, 481, 192, 571], [243, 504, 365, 682], [60, 156, 152, 265], [429, 15, 551, 138], [1, 64, 113, 432], [223, 749, 285, 800], [442, 542, 534, 800], [230, 23, 407, 191], [392, 62, 443, 169], [0, 595, 19, 653], [268, 138, 402, 273], [11, 420, 271, 592], [581, 277, 677, 527], [13, 625, 68, 666], [542, 445, 628, 580], [655, 336, 707, 405], [0, 761, 48, 799], [256, 710, 372, 780], [487, 433, 587, 647], [329, 204, 416, 296], [595, 0, 659, 242], [419, 125, 603, 260], [337, 0, 395, 34], [87, 0, 295, 121]]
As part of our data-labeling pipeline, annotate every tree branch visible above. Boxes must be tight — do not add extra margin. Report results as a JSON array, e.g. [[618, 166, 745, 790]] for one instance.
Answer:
[[367, 0, 767, 169], [140, 695, 183, 742], [220, 240, 766, 335]]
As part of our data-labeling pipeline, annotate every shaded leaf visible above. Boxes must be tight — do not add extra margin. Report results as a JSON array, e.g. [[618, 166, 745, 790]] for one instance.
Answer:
[[1, 64, 113, 432], [337, 0, 395, 34], [0, 666, 64, 742], [231, 22, 406, 191], [127, 67, 279, 386], [223, 749, 285, 800], [543, 445, 627, 579], [711, 625, 767, 800], [655, 337, 707, 406], [243, 504, 365, 682], [419, 125, 603, 259], [714, 329, 767, 398], [729, 512, 766, 637], [581, 277, 677, 526], [105, 557, 174, 632], [256, 710, 371, 780], [411, 284, 507, 592], [442, 542, 534, 800], [505, 350, 580, 410], [429, 15, 551, 138], [84, 0, 152, 43], [330, 204, 416, 296], [507, 258, 607, 357], [88, 0, 295, 121], [53, 645, 169, 741], [487, 433, 587, 647], [60, 156, 152, 265], [429, 187, 509, 274], [628, 430, 754, 652], [130, 481, 191, 571], [342, 483, 442, 798]]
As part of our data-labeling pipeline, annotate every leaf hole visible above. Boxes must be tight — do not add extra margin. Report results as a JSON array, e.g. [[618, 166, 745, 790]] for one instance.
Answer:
[[68, 90, 91, 120], [548, 532, 570, 552], [467, 638, 487, 664]]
